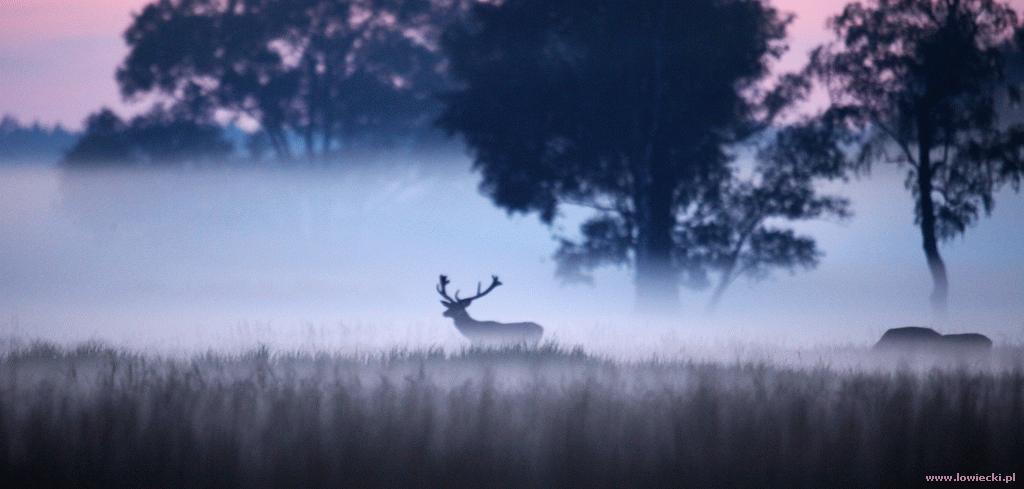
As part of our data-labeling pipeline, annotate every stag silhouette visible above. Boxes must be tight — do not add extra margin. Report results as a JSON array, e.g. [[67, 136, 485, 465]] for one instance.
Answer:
[[437, 274, 543, 346]]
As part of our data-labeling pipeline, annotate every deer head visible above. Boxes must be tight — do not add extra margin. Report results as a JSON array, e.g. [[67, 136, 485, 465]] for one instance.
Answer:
[[436, 274, 502, 320]]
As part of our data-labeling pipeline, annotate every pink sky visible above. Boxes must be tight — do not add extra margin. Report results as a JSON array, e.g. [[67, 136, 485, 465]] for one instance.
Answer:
[[1, 0, 1022, 129], [0, 0, 150, 128]]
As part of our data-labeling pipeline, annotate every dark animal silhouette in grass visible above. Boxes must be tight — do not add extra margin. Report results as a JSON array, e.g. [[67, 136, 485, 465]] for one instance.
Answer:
[[437, 274, 543, 346], [875, 326, 992, 353]]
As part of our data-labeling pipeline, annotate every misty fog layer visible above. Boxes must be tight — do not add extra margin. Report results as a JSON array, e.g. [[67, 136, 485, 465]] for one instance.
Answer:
[[1, 155, 1022, 353]]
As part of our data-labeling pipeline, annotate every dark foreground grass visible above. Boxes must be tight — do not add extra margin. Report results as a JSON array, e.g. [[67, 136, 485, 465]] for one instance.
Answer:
[[0, 341, 1022, 488]]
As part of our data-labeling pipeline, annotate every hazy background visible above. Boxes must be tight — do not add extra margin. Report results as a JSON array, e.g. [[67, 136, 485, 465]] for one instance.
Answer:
[[1, 0, 1022, 353], [1, 158, 1021, 352]]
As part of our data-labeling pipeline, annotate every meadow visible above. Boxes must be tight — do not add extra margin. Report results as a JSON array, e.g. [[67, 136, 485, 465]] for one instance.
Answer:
[[0, 340, 1021, 488]]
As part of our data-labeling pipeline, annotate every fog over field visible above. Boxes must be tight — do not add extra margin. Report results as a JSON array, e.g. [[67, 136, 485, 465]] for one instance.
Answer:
[[1, 155, 1021, 354]]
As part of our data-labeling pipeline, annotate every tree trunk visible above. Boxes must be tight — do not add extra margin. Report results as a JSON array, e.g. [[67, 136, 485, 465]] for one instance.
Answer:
[[632, 6, 676, 314], [266, 127, 288, 161], [270, 128, 291, 161], [916, 121, 949, 315], [321, 108, 333, 159], [706, 222, 756, 313], [706, 263, 735, 313], [303, 74, 316, 159], [634, 177, 678, 313], [303, 125, 315, 159]]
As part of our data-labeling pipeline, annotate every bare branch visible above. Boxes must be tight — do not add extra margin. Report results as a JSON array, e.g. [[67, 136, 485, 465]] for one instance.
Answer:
[[873, 118, 920, 169]]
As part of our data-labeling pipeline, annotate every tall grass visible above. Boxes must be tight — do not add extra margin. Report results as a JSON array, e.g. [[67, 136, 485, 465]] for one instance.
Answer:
[[1, 341, 1021, 488]]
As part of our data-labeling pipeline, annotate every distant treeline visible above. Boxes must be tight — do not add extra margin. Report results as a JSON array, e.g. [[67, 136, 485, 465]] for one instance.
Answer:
[[0, 116, 77, 164]]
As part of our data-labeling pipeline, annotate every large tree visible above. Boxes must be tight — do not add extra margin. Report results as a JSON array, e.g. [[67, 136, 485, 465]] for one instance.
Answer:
[[810, 0, 1024, 313], [440, 0, 825, 310], [117, 0, 461, 159], [553, 118, 852, 311]]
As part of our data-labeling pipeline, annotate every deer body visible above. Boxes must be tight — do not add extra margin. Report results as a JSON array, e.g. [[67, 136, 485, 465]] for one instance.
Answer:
[[437, 275, 544, 346], [875, 326, 992, 352]]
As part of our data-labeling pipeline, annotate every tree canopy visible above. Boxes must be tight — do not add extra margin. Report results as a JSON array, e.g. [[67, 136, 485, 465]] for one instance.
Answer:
[[810, 0, 1024, 312], [440, 0, 845, 310], [116, 0, 464, 160]]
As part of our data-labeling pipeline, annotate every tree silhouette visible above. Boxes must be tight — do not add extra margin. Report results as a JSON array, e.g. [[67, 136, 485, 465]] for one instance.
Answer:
[[699, 121, 851, 310], [440, 0, 835, 310], [117, 0, 461, 160], [810, 0, 1024, 313], [554, 119, 851, 310], [64, 109, 137, 165], [64, 106, 232, 166]]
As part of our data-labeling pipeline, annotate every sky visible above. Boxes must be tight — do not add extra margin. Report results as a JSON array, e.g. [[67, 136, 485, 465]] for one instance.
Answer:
[[4, 0, 1024, 128], [0, 0, 150, 127]]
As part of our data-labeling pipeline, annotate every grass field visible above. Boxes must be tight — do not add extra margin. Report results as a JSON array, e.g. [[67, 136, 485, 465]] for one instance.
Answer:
[[1, 341, 1022, 488]]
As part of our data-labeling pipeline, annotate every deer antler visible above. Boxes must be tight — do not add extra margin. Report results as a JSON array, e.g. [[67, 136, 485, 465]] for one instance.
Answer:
[[436, 275, 456, 304], [438, 274, 502, 304], [459, 275, 503, 302]]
